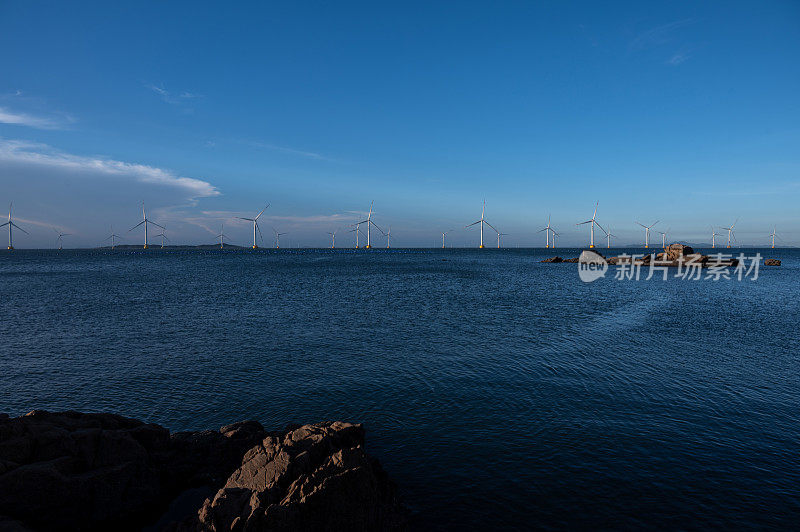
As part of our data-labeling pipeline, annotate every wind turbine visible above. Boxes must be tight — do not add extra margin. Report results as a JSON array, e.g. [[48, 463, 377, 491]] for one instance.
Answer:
[[635, 220, 659, 249], [465, 200, 497, 248], [720, 219, 737, 249], [129, 203, 164, 249], [153, 230, 169, 249], [538, 215, 554, 248], [710, 226, 721, 249], [216, 224, 228, 249], [496, 232, 508, 249], [577, 201, 605, 249], [1, 203, 28, 250], [768, 226, 782, 249], [327, 229, 338, 249], [606, 227, 616, 249], [441, 229, 454, 249], [386, 226, 392, 248], [238, 204, 269, 249], [551, 230, 559, 248], [354, 201, 384, 249], [53, 228, 71, 250], [104, 225, 122, 250], [272, 228, 287, 249], [656, 227, 670, 249]]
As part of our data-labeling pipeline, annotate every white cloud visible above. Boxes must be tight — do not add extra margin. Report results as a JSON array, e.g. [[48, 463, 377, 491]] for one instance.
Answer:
[[0, 106, 67, 130], [0, 139, 219, 200]]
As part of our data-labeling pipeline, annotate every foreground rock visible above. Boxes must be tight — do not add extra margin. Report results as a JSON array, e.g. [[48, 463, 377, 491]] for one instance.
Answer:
[[0, 411, 404, 531], [764, 258, 781, 266]]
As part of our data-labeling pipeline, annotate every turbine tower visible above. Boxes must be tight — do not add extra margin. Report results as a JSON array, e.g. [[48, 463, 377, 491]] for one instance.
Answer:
[[216, 224, 228, 249], [53, 228, 71, 250], [327, 229, 337, 249], [656, 228, 670, 249], [129, 203, 164, 249], [720, 219, 737, 249], [538, 215, 554, 248], [386, 226, 391, 248], [153, 230, 169, 249], [635, 220, 659, 249], [238, 204, 269, 249], [272, 228, 287, 249], [577, 201, 605, 249], [769, 226, 781, 249], [606, 227, 616, 249], [465, 200, 497, 248], [104, 225, 122, 250], [441, 229, 453, 249], [1, 203, 28, 250], [551, 230, 559, 248], [354, 201, 384, 249], [496, 231, 508, 249], [710, 226, 721, 249]]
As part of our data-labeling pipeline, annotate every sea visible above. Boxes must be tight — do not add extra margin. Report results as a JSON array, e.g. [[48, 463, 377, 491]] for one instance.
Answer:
[[1, 247, 798, 529]]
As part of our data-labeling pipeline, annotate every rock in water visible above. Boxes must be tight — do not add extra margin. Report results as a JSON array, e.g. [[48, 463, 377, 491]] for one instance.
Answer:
[[183, 421, 405, 531], [541, 256, 563, 263], [764, 258, 781, 266], [664, 243, 694, 261], [578, 249, 606, 264]]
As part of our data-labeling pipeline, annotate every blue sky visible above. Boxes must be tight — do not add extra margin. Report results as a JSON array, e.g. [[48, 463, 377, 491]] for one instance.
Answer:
[[1, 1, 798, 248]]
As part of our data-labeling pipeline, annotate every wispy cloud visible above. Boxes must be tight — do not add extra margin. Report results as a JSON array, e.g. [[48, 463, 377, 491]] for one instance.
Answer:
[[629, 19, 697, 52], [145, 83, 204, 107], [0, 139, 219, 200], [667, 52, 689, 66], [207, 138, 332, 161], [0, 106, 72, 130]]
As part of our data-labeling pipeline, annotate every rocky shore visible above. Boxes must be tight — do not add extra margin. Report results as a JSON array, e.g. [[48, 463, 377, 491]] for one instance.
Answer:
[[0, 411, 405, 531]]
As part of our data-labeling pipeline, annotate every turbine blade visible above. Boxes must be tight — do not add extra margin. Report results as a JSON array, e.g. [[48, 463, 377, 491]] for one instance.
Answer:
[[11, 222, 29, 234], [129, 220, 145, 231], [484, 221, 498, 233], [465, 220, 481, 227]]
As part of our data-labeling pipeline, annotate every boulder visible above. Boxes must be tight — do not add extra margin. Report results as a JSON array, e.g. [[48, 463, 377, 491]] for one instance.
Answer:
[[180, 421, 405, 531], [764, 258, 781, 266], [664, 243, 694, 261], [540, 256, 563, 263]]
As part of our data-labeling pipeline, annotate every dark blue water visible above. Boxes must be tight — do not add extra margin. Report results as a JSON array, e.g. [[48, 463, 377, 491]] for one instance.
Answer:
[[2, 248, 799, 529]]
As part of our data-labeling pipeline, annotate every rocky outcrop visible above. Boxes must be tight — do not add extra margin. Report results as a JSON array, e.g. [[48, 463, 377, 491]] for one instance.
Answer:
[[181, 422, 404, 531], [0, 411, 404, 531], [764, 258, 781, 266], [540, 256, 563, 263]]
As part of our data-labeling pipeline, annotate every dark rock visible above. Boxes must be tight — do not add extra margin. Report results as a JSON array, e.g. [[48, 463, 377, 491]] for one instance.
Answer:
[[181, 421, 405, 531], [764, 258, 781, 266], [664, 243, 694, 261], [541, 256, 563, 263], [563, 257, 579, 263], [0, 412, 401, 531]]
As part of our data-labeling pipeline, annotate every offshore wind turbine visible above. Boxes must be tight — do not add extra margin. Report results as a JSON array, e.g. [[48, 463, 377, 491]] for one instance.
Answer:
[[129, 203, 164, 249], [153, 230, 169, 249], [238, 204, 269, 249], [441, 229, 454, 249], [551, 230, 559, 248], [465, 200, 497, 249], [327, 229, 338, 249], [605, 227, 616, 249], [656, 228, 670, 249], [386, 226, 391, 248], [104, 225, 122, 250], [710, 226, 721, 249], [538, 215, 554, 248], [635, 220, 659, 249], [768, 226, 782, 249], [576, 201, 605, 249], [1, 203, 28, 250], [354, 201, 384, 249], [720, 219, 738, 248], [216, 224, 228, 249], [496, 232, 508, 249], [53, 228, 71, 250], [272, 228, 287, 249]]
